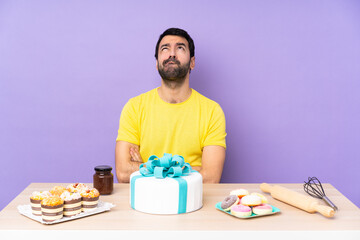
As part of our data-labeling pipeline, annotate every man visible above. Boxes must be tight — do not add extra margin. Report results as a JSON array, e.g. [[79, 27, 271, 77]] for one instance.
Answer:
[[115, 28, 226, 183]]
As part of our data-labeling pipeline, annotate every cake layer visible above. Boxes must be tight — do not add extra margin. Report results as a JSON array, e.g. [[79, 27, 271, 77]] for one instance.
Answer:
[[31, 203, 41, 208], [82, 206, 97, 212], [31, 206, 41, 211], [32, 210, 42, 216], [130, 171, 203, 214], [64, 199, 82, 204], [82, 199, 98, 212], [82, 200, 98, 206], [41, 204, 64, 209], [63, 209, 81, 217], [82, 203, 98, 208], [64, 205, 81, 211], [41, 205, 63, 215], [64, 201, 81, 208], [42, 214, 63, 222], [30, 199, 41, 204], [82, 196, 99, 202], [42, 211, 63, 216], [30, 198, 42, 216]]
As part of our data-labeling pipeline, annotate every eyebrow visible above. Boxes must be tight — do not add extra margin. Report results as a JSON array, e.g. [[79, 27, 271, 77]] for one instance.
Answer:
[[160, 43, 170, 49], [160, 42, 187, 49], [176, 43, 186, 47]]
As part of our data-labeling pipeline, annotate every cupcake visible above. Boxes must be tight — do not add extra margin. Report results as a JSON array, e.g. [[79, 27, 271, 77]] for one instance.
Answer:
[[30, 191, 52, 216], [41, 196, 64, 222], [60, 191, 82, 217], [50, 186, 66, 196], [80, 188, 100, 212], [66, 183, 89, 193]]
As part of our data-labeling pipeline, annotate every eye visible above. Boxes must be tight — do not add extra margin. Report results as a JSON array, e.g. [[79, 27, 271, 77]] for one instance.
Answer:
[[178, 46, 185, 50]]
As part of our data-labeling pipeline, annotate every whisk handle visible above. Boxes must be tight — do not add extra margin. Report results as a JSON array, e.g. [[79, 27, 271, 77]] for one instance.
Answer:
[[323, 196, 338, 211]]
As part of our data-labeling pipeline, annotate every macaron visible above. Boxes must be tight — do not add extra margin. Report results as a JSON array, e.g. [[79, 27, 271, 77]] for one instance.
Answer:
[[230, 204, 252, 217], [252, 203, 273, 215], [221, 195, 239, 211], [230, 189, 249, 198], [250, 192, 268, 204], [241, 195, 262, 206]]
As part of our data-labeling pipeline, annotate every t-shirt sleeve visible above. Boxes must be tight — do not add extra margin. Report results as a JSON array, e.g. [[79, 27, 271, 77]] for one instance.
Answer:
[[203, 104, 227, 149], [116, 99, 140, 145]]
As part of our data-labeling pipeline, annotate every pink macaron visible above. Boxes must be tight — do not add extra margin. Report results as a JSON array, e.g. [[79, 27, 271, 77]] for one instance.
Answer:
[[230, 204, 252, 217], [252, 203, 273, 215]]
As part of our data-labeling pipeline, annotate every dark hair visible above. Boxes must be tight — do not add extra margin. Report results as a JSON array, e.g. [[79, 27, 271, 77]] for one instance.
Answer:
[[155, 28, 195, 60]]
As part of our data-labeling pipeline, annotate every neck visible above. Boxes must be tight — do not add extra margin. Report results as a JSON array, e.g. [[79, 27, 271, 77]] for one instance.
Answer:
[[158, 77, 192, 103]]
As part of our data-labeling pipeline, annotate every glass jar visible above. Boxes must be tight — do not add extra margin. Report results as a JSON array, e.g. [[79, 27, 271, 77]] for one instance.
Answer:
[[93, 165, 113, 195]]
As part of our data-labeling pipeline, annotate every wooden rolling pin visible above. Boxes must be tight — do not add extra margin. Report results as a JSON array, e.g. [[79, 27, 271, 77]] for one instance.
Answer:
[[260, 183, 335, 218]]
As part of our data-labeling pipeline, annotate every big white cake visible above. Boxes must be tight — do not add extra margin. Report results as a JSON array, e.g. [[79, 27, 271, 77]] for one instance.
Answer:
[[130, 170, 203, 214]]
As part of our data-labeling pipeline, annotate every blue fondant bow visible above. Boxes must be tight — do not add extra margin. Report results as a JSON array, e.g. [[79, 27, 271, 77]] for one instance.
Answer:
[[139, 153, 192, 178]]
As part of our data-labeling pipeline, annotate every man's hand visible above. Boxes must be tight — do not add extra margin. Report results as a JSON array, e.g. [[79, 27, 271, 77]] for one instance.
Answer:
[[115, 141, 143, 183], [130, 147, 143, 163]]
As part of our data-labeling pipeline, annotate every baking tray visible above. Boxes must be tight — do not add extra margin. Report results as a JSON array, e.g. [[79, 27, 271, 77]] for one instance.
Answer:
[[215, 202, 280, 219], [18, 200, 115, 224]]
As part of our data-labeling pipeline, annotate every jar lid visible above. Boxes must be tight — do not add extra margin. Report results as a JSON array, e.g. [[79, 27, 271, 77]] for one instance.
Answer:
[[94, 165, 112, 171]]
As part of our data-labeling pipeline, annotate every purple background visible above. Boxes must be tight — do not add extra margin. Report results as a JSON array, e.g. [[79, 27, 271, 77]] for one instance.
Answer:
[[1, 0, 359, 210]]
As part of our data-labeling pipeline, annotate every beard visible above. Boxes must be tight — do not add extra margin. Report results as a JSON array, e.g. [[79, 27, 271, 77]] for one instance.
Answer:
[[158, 57, 191, 85]]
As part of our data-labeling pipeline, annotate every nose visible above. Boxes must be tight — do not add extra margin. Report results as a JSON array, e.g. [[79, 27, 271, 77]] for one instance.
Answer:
[[169, 47, 176, 58]]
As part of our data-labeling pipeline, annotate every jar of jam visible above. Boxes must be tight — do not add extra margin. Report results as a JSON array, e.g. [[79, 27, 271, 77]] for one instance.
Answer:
[[93, 165, 113, 195]]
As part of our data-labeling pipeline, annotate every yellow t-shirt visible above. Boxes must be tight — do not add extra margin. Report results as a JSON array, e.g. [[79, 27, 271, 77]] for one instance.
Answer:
[[116, 88, 226, 167]]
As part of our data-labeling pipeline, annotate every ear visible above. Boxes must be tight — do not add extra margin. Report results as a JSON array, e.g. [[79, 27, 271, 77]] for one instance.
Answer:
[[190, 56, 195, 70], [156, 60, 158, 70]]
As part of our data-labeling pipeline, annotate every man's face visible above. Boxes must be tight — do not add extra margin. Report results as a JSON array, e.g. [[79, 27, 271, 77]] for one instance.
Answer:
[[156, 35, 195, 83]]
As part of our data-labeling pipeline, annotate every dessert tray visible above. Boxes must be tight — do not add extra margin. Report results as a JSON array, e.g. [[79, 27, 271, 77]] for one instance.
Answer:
[[215, 202, 281, 219], [17, 200, 115, 225]]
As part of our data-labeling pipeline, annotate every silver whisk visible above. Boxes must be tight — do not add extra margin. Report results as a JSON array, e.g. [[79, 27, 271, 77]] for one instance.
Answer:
[[304, 177, 338, 211]]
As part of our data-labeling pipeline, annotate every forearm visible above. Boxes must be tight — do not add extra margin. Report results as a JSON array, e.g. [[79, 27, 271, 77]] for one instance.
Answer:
[[193, 166, 221, 183], [115, 141, 142, 183], [115, 158, 141, 183], [197, 145, 226, 184]]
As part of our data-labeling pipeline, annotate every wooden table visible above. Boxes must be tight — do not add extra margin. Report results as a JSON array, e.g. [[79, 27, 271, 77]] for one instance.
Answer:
[[0, 183, 359, 239]]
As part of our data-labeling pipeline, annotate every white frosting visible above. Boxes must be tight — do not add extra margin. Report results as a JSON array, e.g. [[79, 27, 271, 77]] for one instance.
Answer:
[[67, 183, 89, 193], [60, 191, 81, 201], [30, 191, 52, 199], [241, 195, 262, 206], [130, 171, 203, 214]]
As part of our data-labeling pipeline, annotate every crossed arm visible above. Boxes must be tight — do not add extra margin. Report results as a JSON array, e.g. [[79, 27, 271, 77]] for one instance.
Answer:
[[115, 140, 226, 183]]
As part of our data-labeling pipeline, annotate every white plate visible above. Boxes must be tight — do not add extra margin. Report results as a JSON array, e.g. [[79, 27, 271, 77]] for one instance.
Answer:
[[17, 200, 115, 225]]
